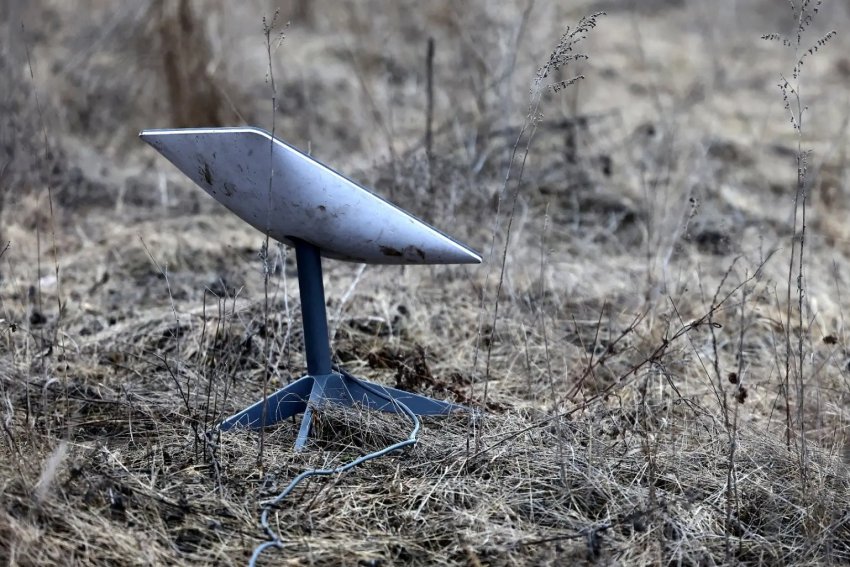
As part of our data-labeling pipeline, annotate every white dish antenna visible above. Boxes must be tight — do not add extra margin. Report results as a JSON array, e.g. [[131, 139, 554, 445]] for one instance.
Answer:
[[139, 127, 481, 265], [140, 125, 478, 451]]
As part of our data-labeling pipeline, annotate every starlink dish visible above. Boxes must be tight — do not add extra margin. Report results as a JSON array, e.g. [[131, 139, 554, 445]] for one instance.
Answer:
[[140, 127, 481, 265], [141, 126, 479, 449]]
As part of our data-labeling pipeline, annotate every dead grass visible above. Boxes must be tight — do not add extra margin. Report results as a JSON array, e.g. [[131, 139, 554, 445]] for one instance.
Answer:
[[3, 0, 850, 565]]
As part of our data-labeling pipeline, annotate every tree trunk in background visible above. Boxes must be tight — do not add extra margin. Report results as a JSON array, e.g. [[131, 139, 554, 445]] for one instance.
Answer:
[[0, 0, 38, 244], [153, 0, 224, 128], [291, 0, 314, 28]]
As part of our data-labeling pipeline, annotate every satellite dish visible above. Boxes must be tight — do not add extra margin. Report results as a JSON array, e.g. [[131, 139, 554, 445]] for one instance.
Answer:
[[141, 126, 479, 449], [139, 127, 481, 264]]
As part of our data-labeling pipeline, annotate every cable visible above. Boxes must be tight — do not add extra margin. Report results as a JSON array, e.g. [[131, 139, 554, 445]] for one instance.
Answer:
[[247, 369, 421, 567]]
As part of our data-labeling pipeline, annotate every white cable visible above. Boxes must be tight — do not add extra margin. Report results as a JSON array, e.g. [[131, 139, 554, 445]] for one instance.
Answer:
[[247, 369, 420, 566]]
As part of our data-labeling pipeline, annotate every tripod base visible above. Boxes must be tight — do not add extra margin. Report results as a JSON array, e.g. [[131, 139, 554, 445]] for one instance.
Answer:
[[218, 371, 465, 450]]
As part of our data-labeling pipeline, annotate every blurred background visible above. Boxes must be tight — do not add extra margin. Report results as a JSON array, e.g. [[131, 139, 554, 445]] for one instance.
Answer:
[[3, 0, 850, 346]]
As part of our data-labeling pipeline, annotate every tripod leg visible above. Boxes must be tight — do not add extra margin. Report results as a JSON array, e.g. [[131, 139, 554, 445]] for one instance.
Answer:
[[341, 373, 465, 415], [294, 404, 314, 451], [292, 373, 350, 450], [218, 375, 314, 431]]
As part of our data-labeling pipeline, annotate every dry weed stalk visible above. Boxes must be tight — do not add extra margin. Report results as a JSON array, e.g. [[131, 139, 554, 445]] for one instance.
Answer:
[[475, 10, 605, 439], [19, 20, 70, 445], [257, 11, 288, 467], [762, 0, 836, 484]]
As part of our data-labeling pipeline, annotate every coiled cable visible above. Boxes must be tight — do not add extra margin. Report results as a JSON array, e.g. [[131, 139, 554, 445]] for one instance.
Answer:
[[248, 369, 421, 566]]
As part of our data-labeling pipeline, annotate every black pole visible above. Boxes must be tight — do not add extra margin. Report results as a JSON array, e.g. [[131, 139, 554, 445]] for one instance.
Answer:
[[294, 239, 332, 376]]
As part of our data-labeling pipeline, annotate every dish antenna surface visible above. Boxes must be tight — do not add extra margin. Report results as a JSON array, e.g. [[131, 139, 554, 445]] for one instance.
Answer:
[[141, 126, 480, 449]]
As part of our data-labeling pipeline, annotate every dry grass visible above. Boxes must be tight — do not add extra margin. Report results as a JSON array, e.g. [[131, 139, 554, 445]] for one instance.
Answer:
[[3, 0, 850, 565]]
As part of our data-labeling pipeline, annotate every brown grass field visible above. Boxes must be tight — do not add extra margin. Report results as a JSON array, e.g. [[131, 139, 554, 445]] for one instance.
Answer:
[[3, 0, 850, 565]]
